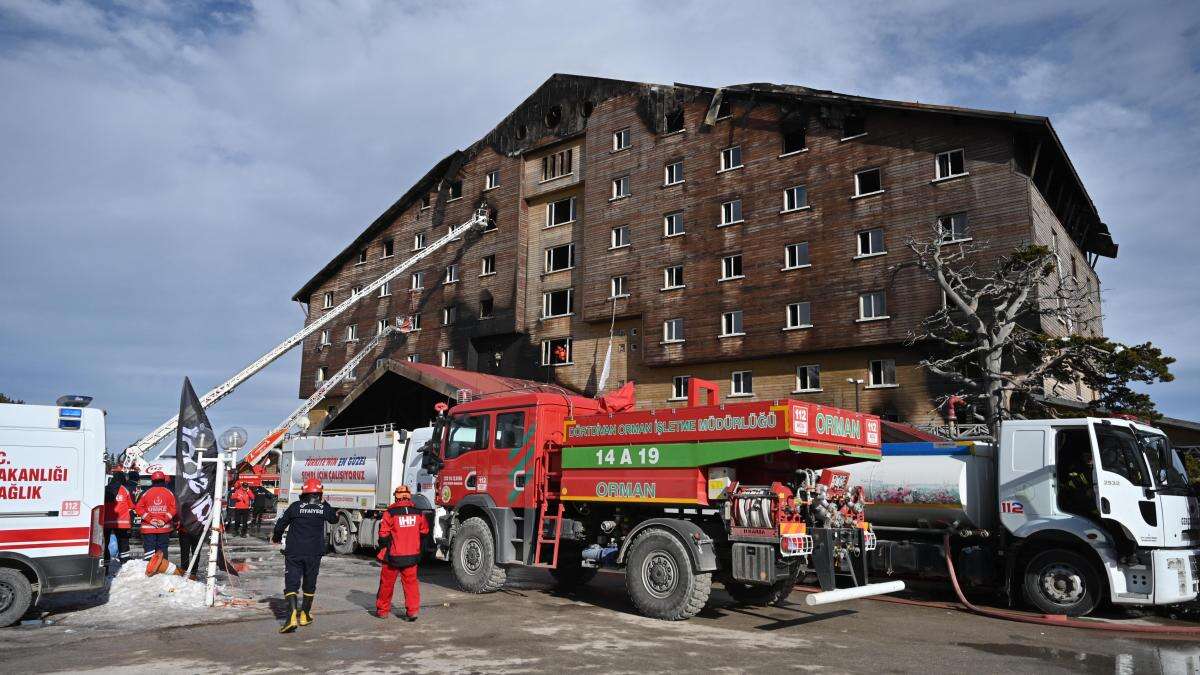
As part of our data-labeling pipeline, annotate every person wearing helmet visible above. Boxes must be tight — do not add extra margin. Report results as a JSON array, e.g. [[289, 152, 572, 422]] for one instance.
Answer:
[[103, 467, 134, 565], [231, 481, 254, 537], [374, 485, 429, 620], [134, 471, 177, 558], [271, 477, 336, 633]]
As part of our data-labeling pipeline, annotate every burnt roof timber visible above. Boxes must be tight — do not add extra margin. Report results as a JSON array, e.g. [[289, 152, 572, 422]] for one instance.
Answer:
[[292, 74, 1115, 302]]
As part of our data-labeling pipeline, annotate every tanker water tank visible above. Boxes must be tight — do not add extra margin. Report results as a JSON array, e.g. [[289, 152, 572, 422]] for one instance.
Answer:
[[841, 442, 996, 531]]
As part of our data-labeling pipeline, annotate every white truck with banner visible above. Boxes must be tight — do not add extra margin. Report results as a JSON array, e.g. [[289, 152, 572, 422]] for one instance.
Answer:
[[844, 416, 1200, 616], [0, 398, 106, 626], [277, 425, 440, 556]]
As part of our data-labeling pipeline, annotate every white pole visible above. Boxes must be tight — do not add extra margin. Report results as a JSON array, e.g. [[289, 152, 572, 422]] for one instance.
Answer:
[[204, 451, 229, 607], [803, 580, 906, 607]]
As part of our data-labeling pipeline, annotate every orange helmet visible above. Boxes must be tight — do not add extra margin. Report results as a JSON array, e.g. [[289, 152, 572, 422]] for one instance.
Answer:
[[394, 485, 411, 498], [301, 478, 323, 494], [151, 471, 167, 482]]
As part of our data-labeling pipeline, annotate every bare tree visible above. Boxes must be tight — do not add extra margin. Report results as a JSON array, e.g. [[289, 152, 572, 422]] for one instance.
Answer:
[[904, 228, 1172, 435]]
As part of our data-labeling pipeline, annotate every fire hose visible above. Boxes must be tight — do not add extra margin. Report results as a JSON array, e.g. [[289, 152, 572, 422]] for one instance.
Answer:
[[795, 533, 1200, 635], [937, 532, 1200, 636]]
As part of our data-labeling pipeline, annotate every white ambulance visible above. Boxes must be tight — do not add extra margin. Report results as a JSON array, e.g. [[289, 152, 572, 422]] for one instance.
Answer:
[[0, 397, 106, 626]]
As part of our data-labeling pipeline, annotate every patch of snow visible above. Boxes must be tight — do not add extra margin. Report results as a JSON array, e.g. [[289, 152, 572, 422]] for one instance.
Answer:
[[58, 562, 255, 628]]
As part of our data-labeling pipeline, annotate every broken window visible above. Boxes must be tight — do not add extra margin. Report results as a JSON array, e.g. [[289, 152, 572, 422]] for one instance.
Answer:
[[842, 114, 866, 138], [544, 243, 575, 273], [546, 197, 576, 227], [442, 305, 458, 325], [440, 349, 454, 368], [420, 193, 431, 209], [938, 213, 969, 242], [479, 295, 494, 319], [541, 149, 574, 181], [447, 180, 463, 200], [855, 168, 882, 196], [542, 288, 574, 318], [782, 127, 806, 154], [541, 337, 573, 365], [869, 359, 897, 386], [716, 98, 732, 119], [316, 367, 327, 382], [382, 239, 394, 258], [357, 249, 367, 265], [665, 108, 685, 134], [795, 365, 821, 392]]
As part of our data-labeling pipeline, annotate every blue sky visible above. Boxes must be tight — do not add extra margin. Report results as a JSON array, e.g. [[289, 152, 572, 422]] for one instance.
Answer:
[[1, 0, 1198, 456]]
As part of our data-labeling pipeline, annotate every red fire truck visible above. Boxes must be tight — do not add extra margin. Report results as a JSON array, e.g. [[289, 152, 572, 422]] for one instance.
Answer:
[[429, 378, 901, 620]]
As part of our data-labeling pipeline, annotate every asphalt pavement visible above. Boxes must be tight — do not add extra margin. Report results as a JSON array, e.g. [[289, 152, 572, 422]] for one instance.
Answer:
[[3, 533, 1198, 674]]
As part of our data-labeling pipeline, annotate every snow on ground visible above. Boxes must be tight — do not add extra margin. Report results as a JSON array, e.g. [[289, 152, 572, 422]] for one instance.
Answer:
[[46, 559, 261, 630]]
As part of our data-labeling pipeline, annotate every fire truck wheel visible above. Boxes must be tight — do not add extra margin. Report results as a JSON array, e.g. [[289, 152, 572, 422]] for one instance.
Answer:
[[625, 528, 712, 620], [451, 517, 506, 593], [331, 513, 356, 555], [1022, 548, 1102, 617], [0, 568, 34, 628]]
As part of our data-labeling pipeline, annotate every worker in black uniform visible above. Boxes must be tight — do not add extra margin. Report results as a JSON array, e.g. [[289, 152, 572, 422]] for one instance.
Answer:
[[271, 477, 337, 634]]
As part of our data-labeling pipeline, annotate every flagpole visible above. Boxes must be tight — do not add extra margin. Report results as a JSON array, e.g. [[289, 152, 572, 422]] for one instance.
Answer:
[[204, 449, 229, 607]]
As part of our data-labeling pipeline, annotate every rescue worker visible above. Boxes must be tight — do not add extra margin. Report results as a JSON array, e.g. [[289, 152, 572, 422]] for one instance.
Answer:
[[272, 478, 337, 634], [231, 481, 254, 537], [103, 467, 134, 564], [251, 485, 273, 534], [374, 485, 429, 621], [134, 471, 177, 558]]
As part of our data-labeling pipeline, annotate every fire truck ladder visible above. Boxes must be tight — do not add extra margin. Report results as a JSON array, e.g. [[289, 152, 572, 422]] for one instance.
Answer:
[[121, 205, 491, 470], [531, 443, 563, 567], [239, 324, 398, 469]]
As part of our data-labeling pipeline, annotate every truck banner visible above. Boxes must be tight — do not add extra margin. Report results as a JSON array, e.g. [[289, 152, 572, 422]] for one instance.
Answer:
[[290, 448, 378, 510], [565, 401, 881, 453], [559, 468, 706, 505]]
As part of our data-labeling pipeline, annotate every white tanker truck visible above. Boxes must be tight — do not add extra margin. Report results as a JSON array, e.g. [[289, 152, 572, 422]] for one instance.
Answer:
[[843, 417, 1200, 616]]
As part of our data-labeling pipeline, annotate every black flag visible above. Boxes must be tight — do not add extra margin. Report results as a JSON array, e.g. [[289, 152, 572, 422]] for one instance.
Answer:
[[175, 377, 217, 536]]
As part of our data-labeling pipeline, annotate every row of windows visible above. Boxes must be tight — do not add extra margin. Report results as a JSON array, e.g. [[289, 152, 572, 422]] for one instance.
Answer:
[[665, 359, 896, 401], [653, 292, 884, 342]]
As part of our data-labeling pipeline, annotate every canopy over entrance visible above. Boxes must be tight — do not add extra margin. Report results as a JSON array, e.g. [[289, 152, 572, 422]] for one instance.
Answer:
[[323, 359, 564, 432]]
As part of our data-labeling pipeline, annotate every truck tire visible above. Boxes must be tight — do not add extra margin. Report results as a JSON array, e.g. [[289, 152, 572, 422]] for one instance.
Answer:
[[331, 512, 356, 555], [1022, 548, 1102, 617], [624, 528, 712, 620], [0, 568, 34, 628], [451, 517, 506, 593]]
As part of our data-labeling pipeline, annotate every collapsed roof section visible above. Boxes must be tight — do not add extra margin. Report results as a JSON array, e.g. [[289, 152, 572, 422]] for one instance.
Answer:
[[292, 73, 1115, 303]]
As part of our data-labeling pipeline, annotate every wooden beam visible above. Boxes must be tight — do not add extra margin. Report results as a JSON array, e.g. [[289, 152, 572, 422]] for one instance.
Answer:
[[1028, 138, 1044, 180]]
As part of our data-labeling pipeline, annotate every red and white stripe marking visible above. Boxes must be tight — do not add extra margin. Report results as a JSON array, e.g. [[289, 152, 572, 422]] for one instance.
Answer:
[[0, 526, 91, 551]]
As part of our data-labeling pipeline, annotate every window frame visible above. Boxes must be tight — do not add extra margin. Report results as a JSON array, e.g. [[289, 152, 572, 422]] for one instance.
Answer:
[[868, 359, 898, 388], [541, 337, 573, 366], [541, 288, 574, 319], [412, 232, 426, 250], [356, 249, 367, 265], [938, 213, 971, 243], [785, 301, 812, 330], [794, 364, 822, 393], [663, 265, 685, 290], [444, 263, 459, 284], [934, 148, 967, 181], [315, 366, 327, 382], [783, 185, 809, 213], [784, 242, 811, 270], [670, 375, 691, 402], [381, 239, 394, 258], [858, 291, 889, 321], [378, 280, 391, 297], [781, 127, 807, 156], [346, 324, 358, 342], [663, 211, 685, 237], [613, 128, 631, 151], [856, 228, 886, 258], [541, 148, 574, 182], [410, 271, 423, 291], [662, 318, 684, 344], [610, 225, 630, 249], [545, 197, 577, 228], [853, 168, 884, 197], [719, 145, 743, 172], [322, 291, 333, 309], [664, 161, 684, 186], [611, 175, 630, 200], [610, 275, 629, 299], [719, 254, 744, 281], [440, 349, 455, 368], [319, 329, 331, 346], [442, 305, 458, 325], [481, 254, 497, 277], [719, 199, 743, 227], [543, 243, 576, 274], [720, 310, 745, 337], [731, 370, 754, 397], [485, 170, 500, 190]]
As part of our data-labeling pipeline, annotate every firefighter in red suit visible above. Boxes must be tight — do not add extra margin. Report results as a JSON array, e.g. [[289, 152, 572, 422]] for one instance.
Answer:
[[374, 485, 428, 620], [103, 467, 134, 564], [135, 471, 177, 557], [231, 482, 254, 537]]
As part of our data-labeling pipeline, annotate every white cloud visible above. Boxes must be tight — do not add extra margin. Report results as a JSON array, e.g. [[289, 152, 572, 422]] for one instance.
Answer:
[[1, 0, 1198, 453]]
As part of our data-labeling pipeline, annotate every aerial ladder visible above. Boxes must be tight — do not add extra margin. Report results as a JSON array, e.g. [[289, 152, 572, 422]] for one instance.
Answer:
[[121, 205, 490, 470], [238, 323, 396, 470]]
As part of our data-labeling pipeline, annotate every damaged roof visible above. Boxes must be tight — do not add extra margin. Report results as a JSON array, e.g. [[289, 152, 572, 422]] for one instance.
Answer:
[[292, 73, 1114, 302]]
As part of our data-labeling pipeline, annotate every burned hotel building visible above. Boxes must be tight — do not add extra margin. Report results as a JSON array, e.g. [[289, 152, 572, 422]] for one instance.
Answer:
[[291, 74, 1115, 431]]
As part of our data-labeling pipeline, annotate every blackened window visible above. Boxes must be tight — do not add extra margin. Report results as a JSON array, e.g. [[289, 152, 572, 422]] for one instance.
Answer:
[[782, 128, 806, 154], [843, 114, 866, 138]]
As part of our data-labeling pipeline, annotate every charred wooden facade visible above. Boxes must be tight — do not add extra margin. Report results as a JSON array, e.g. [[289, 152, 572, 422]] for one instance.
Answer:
[[291, 74, 1115, 427]]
